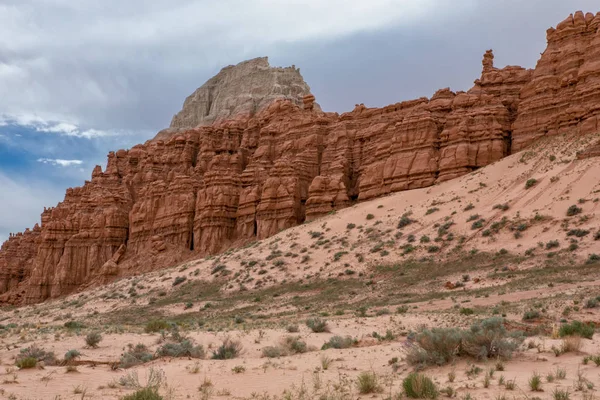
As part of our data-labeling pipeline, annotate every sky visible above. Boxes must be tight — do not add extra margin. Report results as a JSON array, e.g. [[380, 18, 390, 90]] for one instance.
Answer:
[[0, 0, 598, 243]]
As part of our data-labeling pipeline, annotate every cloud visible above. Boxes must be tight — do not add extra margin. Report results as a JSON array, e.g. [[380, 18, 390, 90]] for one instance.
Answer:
[[37, 158, 83, 167]]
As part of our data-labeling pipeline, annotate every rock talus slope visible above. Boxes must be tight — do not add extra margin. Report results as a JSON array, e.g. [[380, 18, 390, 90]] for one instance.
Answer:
[[1, 12, 600, 304]]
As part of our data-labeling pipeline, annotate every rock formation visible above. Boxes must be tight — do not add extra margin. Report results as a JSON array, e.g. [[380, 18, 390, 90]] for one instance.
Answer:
[[170, 57, 319, 128], [1, 12, 599, 304]]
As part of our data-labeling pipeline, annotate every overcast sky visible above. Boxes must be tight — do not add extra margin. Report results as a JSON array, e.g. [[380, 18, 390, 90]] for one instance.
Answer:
[[0, 0, 598, 242]]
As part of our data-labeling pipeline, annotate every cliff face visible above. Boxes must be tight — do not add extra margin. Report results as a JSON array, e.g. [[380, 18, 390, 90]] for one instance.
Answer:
[[1, 12, 599, 304], [169, 57, 319, 129]]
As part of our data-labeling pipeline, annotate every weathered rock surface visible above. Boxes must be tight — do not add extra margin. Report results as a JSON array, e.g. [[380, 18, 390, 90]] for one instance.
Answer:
[[170, 57, 319, 129], [1, 12, 599, 304], [513, 11, 600, 150]]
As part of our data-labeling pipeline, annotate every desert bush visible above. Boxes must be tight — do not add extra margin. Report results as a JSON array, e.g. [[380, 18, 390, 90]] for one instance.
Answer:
[[403, 373, 438, 399], [588, 254, 600, 264], [522, 310, 541, 321], [16, 345, 56, 367], [525, 179, 537, 189], [261, 346, 282, 358], [561, 336, 582, 353], [120, 343, 154, 368], [322, 335, 356, 350], [559, 321, 595, 339], [528, 372, 542, 391], [172, 276, 186, 286], [398, 213, 415, 229], [460, 308, 474, 316], [306, 317, 329, 333], [64, 349, 81, 362], [157, 339, 204, 358], [16, 357, 37, 369], [281, 336, 308, 354], [211, 338, 243, 360], [286, 324, 299, 333], [120, 388, 163, 400], [595, 231, 600, 241], [356, 371, 382, 394], [144, 320, 171, 333], [85, 331, 102, 348], [545, 240, 560, 249], [64, 320, 85, 330], [406, 328, 462, 366], [366, 214, 375, 220], [567, 229, 589, 238], [426, 208, 439, 215], [493, 203, 510, 211], [584, 298, 599, 309], [407, 318, 522, 367], [566, 205, 582, 217]]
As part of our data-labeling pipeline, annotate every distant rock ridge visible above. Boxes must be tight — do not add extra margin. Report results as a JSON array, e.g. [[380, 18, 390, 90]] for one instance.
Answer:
[[1, 11, 600, 304], [169, 57, 319, 129]]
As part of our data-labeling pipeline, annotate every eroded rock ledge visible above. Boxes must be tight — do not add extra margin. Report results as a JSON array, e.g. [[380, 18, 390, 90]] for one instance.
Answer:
[[2, 11, 600, 304]]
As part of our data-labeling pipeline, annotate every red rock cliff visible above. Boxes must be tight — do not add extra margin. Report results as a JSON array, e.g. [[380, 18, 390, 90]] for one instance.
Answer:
[[1, 12, 599, 304]]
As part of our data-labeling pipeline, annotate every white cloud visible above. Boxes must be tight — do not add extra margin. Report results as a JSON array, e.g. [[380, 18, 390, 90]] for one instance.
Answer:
[[0, 114, 123, 139], [37, 158, 83, 167]]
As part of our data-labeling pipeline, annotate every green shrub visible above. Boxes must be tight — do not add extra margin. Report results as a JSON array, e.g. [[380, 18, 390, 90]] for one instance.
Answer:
[[559, 321, 595, 339], [493, 203, 510, 211], [398, 213, 415, 229], [157, 340, 204, 358], [545, 240, 560, 250], [261, 346, 282, 358], [85, 331, 102, 348], [286, 324, 299, 333], [282, 336, 308, 354], [595, 231, 600, 241], [525, 179, 537, 189], [64, 349, 81, 362], [427, 246, 440, 253], [322, 335, 356, 350], [16, 345, 56, 366], [211, 338, 243, 360], [366, 214, 375, 220], [460, 308, 474, 316], [407, 318, 522, 367], [567, 229, 589, 238], [471, 219, 485, 230], [16, 357, 37, 369], [588, 254, 600, 264], [528, 372, 542, 392], [425, 208, 439, 215], [566, 205, 582, 217], [585, 298, 599, 309], [306, 317, 329, 333], [172, 276, 186, 286], [403, 373, 438, 399], [120, 388, 163, 400], [523, 310, 541, 321], [64, 320, 85, 330], [356, 371, 382, 394], [144, 320, 171, 333], [120, 343, 154, 368]]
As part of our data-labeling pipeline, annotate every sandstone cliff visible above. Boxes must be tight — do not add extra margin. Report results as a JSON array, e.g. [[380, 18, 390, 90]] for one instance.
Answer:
[[169, 57, 318, 129], [1, 12, 599, 304]]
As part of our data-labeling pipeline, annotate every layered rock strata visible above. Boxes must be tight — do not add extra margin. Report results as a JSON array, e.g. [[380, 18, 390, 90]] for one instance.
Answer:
[[1, 12, 600, 304], [170, 57, 319, 128]]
